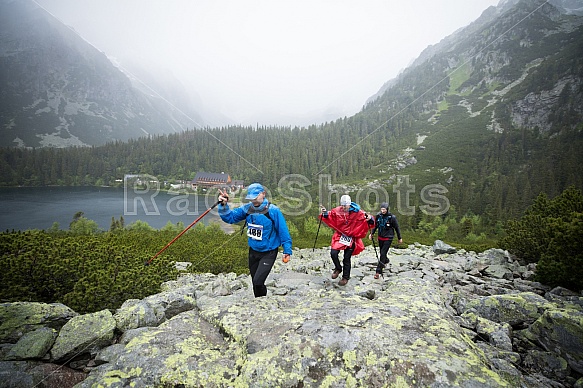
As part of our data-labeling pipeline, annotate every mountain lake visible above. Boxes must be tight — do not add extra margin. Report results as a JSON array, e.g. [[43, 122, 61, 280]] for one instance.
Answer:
[[0, 186, 228, 232]]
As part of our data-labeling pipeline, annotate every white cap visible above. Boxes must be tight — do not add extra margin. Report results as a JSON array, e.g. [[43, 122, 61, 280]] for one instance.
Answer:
[[340, 195, 351, 206]]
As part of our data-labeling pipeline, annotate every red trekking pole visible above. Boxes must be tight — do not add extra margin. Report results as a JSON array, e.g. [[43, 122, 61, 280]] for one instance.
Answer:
[[145, 200, 220, 266]]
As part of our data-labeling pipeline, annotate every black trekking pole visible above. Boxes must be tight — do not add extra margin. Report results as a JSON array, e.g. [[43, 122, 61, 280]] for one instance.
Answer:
[[312, 214, 323, 252], [371, 235, 381, 264], [371, 233, 382, 269], [145, 200, 220, 266]]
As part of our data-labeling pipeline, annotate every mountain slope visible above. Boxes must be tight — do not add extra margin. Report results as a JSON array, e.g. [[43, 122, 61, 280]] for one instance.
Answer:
[[0, 0, 582, 224], [0, 0, 201, 147], [357, 0, 583, 218]]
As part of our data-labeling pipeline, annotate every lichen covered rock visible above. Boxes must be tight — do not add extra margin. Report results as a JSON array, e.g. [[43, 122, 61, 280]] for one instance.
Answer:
[[50, 309, 116, 362], [78, 309, 242, 387], [525, 308, 583, 374], [5, 327, 57, 360], [0, 302, 77, 343], [3, 244, 582, 387]]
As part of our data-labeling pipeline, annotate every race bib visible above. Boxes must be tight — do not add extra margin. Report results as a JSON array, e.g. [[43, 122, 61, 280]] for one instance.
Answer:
[[339, 234, 353, 246], [247, 223, 264, 241]]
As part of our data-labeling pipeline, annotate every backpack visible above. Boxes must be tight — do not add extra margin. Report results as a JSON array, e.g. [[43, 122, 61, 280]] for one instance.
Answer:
[[376, 212, 393, 230], [240, 204, 274, 236]]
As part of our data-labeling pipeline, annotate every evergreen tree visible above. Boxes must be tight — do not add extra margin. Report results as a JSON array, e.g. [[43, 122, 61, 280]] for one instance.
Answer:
[[500, 186, 583, 291], [535, 213, 583, 291]]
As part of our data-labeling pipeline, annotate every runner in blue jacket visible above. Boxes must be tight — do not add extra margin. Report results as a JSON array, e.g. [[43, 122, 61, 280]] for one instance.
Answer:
[[218, 183, 292, 297]]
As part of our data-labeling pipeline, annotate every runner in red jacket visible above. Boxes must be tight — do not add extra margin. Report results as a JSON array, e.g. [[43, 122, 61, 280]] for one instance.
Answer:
[[319, 195, 375, 286]]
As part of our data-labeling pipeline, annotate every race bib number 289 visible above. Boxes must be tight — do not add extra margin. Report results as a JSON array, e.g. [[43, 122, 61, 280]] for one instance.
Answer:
[[339, 234, 353, 246], [247, 223, 263, 241]]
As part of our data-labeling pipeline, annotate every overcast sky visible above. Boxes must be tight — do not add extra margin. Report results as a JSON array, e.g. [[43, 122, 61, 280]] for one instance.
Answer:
[[35, 0, 500, 127]]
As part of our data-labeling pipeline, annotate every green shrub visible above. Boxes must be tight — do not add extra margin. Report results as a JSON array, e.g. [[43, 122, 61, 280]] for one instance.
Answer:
[[160, 220, 185, 232], [456, 242, 496, 253], [126, 220, 155, 231], [304, 216, 332, 237], [287, 222, 299, 238], [535, 213, 583, 291], [0, 225, 248, 314], [464, 232, 487, 243], [430, 224, 448, 240], [499, 186, 583, 292], [69, 216, 100, 235]]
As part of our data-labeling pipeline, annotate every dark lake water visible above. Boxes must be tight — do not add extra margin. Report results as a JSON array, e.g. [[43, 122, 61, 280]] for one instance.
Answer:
[[0, 186, 226, 232]]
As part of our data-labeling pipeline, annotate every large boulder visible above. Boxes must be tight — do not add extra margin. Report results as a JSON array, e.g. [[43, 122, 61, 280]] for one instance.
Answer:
[[0, 302, 77, 343], [50, 309, 116, 362], [5, 327, 57, 360], [524, 308, 583, 375], [432, 240, 457, 255], [113, 299, 166, 333], [460, 292, 554, 327], [78, 309, 240, 387]]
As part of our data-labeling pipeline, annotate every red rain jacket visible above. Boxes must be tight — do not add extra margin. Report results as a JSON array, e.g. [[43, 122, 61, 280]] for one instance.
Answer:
[[319, 206, 374, 255]]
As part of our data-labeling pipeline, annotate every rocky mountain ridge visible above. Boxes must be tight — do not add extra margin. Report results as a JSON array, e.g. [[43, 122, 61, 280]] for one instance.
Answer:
[[0, 0, 204, 147], [356, 0, 583, 216], [1, 242, 582, 387], [369, 0, 583, 104]]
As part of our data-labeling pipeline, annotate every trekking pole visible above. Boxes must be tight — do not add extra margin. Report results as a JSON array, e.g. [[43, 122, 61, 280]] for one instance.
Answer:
[[312, 213, 323, 252], [371, 233, 381, 268], [145, 200, 220, 266]]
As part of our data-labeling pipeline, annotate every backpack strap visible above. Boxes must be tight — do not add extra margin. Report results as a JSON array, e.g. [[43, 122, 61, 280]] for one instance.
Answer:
[[376, 212, 393, 230], [248, 205, 274, 222], [240, 204, 274, 235]]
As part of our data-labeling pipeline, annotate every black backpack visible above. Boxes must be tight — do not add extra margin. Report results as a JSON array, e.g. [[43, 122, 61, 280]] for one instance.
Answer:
[[377, 212, 393, 230]]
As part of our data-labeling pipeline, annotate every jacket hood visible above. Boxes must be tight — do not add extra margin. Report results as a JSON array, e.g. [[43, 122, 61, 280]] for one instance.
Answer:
[[349, 202, 360, 212], [249, 198, 269, 211]]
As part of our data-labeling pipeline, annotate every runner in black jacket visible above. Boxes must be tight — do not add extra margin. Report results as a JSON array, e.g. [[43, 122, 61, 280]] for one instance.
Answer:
[[369, 202, 402, 279]]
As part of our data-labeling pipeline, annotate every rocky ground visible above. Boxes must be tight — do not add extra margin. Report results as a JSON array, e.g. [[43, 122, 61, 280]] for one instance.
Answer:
[[1, 241, 582, 387]]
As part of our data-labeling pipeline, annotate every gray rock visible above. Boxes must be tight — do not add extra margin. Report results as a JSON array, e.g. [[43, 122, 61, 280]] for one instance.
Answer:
[[462, 292, 553, 326], [433, 239, 457, 254], [173, 261, 191, 271], [3, 244, 582, 387], [94, 344, 126, 365], [525, 308, 583, 375], [523, 350, 571, 380], [118, 327, 158, 345], [113, 299, 165, 332], [76, 310, 240, 388], [272, 272, 325, 290], [50, 310, 116, 362], [483, 264, 515, 280], [479, 248, 511, 265], [5, 327, 56, 360], [0, 302, 77, 343]]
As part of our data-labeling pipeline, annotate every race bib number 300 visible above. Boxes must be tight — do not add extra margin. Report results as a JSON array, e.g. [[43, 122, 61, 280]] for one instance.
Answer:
[[339, 234, 353, 246], [247, 223, 264, 241]]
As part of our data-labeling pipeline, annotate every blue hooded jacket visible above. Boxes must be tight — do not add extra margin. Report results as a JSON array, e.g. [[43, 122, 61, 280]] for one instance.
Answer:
[[218, 199, 293, 255]]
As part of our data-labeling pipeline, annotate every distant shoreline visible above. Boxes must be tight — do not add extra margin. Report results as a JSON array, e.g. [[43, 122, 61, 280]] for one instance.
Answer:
[[0, 186, 242, 232], [216, 221, 236, 235]]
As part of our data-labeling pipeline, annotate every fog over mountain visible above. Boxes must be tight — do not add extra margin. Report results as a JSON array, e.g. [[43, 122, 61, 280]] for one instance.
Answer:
[[3, 0, 582, 148], [34, 0, 501, 127]]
